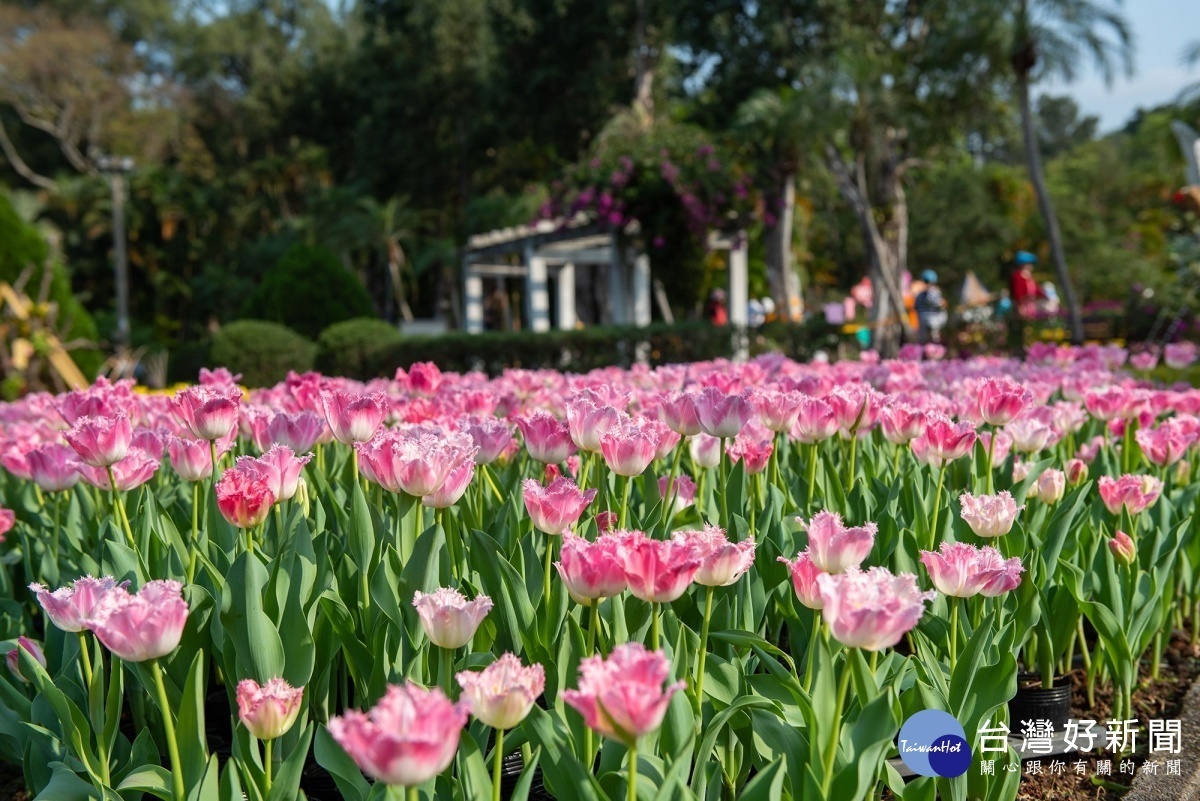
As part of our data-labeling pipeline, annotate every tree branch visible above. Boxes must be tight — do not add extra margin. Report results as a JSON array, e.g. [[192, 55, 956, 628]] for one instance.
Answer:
[[0, 114, 56, 191]]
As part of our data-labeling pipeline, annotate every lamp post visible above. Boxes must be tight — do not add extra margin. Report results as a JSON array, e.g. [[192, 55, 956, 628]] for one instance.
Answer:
[[96, 155, 134, 353]]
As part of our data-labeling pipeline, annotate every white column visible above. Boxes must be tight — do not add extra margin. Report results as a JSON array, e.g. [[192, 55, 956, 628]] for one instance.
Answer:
[[608, 234, 628, 325], [632, 252, 651, 326], [464, 269, 484, 334], [728, 236, 749, 361], [526, 253, 551, 332], [557, 262, 577, 330]]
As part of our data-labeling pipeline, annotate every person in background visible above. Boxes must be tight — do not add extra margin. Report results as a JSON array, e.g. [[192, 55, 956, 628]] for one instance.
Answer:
[[1009, 251, 1045, 317], [748, 298, 766, 327], [914, 269, 948, 344], [705, 288, 729, 326], [1041, 281, 1060, 314]]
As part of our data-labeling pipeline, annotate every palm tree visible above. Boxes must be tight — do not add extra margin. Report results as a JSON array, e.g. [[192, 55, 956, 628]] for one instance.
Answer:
[[1005, 0, 1133, 343], [735, 88, 812, 322]]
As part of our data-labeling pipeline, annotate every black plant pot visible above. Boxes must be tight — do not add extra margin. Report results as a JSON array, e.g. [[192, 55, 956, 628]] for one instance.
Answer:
[[204, 688, 234, 760], [1008, 673, 1072, 729], [300, 759, 342, 800], [499, 748, 555, 801]]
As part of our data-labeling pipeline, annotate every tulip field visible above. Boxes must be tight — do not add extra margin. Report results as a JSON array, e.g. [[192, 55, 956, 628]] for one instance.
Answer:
[[2, 341, 1200, 801]]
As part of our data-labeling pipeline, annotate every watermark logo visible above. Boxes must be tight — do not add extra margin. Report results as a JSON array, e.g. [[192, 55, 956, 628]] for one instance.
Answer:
[[898, 709, 972, 778]]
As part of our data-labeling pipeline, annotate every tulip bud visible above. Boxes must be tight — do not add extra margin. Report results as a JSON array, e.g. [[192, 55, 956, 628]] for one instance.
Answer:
[[6, 636, 46, 682], [1109, 531, 1136, 566], [295, 476, 311, 517], [1065, 458, 1088, 485], [1033, 469, 1065, 503], [1176, 460, 1191, 485], [237, 678, 304, 740]]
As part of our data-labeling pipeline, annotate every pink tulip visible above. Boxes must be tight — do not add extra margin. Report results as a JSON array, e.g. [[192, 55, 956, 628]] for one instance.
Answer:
[[243, 446, 312, 503], [648, 419, 681, 461], [566, 397, 623, 453], [1109, 531, 1136, 566], [800, 510, 876, 573], [1136, 425, 1193, 467], [1065, 458, 1089, 484], [920, 542, 1024, 598], [562, 643, 685, 745], [64, 414, 132, 467], [977, 432, 1013, 467], [556, 533, 628, 604], [694, 387, 752, 438], [791, 397, 840, 444], [74, 449, 160, 491], [1165, 342, 1198, 369], [457, 653, 546, 729], [168, 435, 230, 482], [1005, 414, 1056, 454], [523, 477, 597, 535], [266, 410, 326, 453], [689, 434, 721, 468], [977, 377, 1032, 426], [595, 510, 618, 535], [827, 385, 881, 438], [0, 507, 11, 541], [216, 464, 275, 528], [816, 567, 935, 651], [237, 678, 304, 740], [357, 429, 475, 497], [913, 414, 976, 465], [422, 460, 474, 508], [321, 390, 388, 445], [658, 391, 703, 436], [515, 411, 576, 465], [1032, 469, 1066, 503], [412, 588, 493, 649], [464, 419, 513, 464], [88, 580, 189, 662], [1, 445, 33, 481], [1098, 474, 1163, 516], [405, 362, 444, 396], [727, 437, 772, 474], [617, 530, 702, 603], [599, 418, 660, 477], [880, 403, 927, 445], [658, 474, 697, 516], [675, 526, 756, 587], [778, 551, 826, 609], [1130, 351, 1158, 371], [958, 491, 1023, 538], [6, 636, 46, 682], [26, 444, 79, 492], [132, 428, 168, 461], [29, 576, 126, 632], [1084, 387, 1129, 421], [754, 390, 804, 433], [328, 682, 468, 787], [1012, 460, 1031, 483], [172, 386, 241, 441]]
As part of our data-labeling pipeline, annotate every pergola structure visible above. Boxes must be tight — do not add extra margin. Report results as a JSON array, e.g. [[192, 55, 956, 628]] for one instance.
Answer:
[[461, 215, 750, 358]]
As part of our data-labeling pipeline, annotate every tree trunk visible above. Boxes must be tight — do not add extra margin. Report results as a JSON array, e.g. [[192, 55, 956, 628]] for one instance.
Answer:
[[1017, 73, 1084, 343], [764, 172, 804, 321]]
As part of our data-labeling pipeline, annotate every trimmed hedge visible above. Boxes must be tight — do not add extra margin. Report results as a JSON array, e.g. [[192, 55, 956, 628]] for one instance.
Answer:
[[209, 320, 316, 387], [241, 243, 375, 339], [315, 318, 405, 379]]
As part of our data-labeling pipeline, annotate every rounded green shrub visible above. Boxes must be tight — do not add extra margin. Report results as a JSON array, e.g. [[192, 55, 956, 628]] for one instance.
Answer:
[[241, 243, 374, 339], [209, 320, 316, 387], [315, 317, 404, 379]]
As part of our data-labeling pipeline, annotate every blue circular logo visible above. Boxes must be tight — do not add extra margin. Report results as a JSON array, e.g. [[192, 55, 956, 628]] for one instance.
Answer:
[[898, 710, 972, 778]]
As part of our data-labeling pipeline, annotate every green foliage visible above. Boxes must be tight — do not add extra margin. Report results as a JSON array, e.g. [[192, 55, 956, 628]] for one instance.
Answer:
[[241, 244, 374, 339], [209, 320, 316, 387], [315, 317, 405, 379]]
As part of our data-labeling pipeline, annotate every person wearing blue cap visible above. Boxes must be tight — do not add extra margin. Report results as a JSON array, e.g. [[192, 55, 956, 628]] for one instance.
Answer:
[[915, 269, 948, 344], [1010, 251, 1044, 317]]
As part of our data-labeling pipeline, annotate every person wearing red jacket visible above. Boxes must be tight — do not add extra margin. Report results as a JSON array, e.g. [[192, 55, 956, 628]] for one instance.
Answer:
[[1009, 251, 1045, 318]]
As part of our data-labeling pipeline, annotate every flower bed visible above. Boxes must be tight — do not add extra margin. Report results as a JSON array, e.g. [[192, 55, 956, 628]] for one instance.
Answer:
[[0, 344, 1198, 801]]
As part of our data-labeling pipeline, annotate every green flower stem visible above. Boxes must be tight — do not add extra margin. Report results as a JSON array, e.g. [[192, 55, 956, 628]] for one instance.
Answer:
[[76, 631, 93, 687], [619, 474, 633, 531], [440, 646, 454, 698], [650, 602, 660, 651], [985, 428, 997, 494], [820, 659, 853, 797], [845, 432, 858, 490], [492, 728, 505, 801], [660, 444, 684, 528], [482, 465, 504, 504], [929, 464, 947, 551], [106, 467, 136, 550], [802, 617, 821, 694], [187, 483, 199, 584], [543, 535, 555, 610], [949, 599, 959, 670], [264, 738, 273, 794], [627, 740, 638, 801], [806, 443, 819, 511], [718, 441, 730, 527], [151, 659, 186, 801], [694, 585, 715, 715], [587, 602, 600, 657], [407, 786, 419, 801]]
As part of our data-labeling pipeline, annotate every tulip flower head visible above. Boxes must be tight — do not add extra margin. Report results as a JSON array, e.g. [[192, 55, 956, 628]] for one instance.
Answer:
[[1109, 531, 1136, 566], [74, 448, 161, 492], [328, 682, 468, 787], [1165, 341, 1199, 369], [689, 434, 721, 469], [557, 533, 627, 604], [958, 491, 1023, 538], [523, 477, 598, 535], [816, 567, 936, 651], [675, 526, 756, 587], [515, 410, 576, 465], [25, 444, 79, 492], [658, 474, 697, 516], [694, 387, 753, 439], [1032, 469, 1066, 503], [6, 636, 46, 682], [456, 653, 546, 730], [617, 530, 703, 603], [977, 377, 1032, 427], [1098, 474, 1163, 516], [464, 419, 514, 465], [237, 678, 304, 740], [168, 436, 231, 482], [792, 397, 839, 444], [914, 415, 977, 465], [562, 643, 685, 746], [321, 390, 388, 445], [88, 580, 190, 662], [241, 446, 313, 503], [778, 550, 826, 609], [1065, 458, 1089, 485], [566, 397, 623, 453], [64, 414, 132, 467], [800, 511, 876, 573], [599, 417, 661, 477], [658, 391, 703, 437], [0, 507, 11, 542], [422, 459, 475, 508], [216, 464, 275, 528], [412, 588, 493, 649], [29, 575, 127, 633], [919, 542, 1024, 598]]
